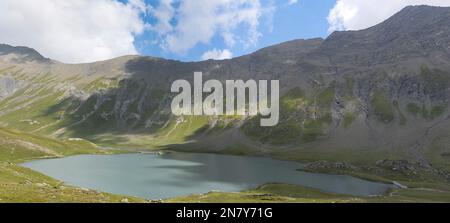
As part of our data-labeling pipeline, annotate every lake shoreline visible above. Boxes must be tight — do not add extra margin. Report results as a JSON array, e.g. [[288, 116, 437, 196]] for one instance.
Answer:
[[21, 152, 393, 200], [13, 147, 450, 203]]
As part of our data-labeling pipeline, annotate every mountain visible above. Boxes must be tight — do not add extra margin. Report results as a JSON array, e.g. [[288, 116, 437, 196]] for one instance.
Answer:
[[0, 44, 50, 63], [1, 5, 450, 179]]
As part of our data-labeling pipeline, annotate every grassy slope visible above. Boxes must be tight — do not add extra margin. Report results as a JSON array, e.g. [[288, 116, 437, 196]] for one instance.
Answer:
[[168, 183, 450, 203], [87, 116, 211, 149], [168, 184, 361, 203], [2, 68, 450, 203], [6, 127, 445, 203], [0, 128, 145, 203]]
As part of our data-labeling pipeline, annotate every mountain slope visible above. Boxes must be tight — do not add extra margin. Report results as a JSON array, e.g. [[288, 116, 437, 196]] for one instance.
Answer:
[[1, 5, 450, 178], [0, 127, 147, 202]]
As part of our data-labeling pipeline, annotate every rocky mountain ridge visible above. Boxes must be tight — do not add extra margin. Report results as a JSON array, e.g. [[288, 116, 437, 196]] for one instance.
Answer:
[[1, 6, 450, 175]]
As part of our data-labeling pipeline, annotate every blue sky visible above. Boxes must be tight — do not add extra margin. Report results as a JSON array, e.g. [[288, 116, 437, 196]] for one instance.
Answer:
[[133, 0, 337, 62], [2, 0, 448, 63]]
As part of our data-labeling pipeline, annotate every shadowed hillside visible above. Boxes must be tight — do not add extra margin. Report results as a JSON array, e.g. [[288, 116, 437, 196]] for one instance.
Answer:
[[1, 5, 450, 182]]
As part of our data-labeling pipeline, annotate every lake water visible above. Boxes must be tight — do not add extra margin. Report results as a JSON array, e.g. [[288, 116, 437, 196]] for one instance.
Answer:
[[22, 153, 392, 199]]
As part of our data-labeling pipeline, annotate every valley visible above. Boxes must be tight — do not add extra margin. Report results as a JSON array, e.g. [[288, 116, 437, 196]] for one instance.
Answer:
[[1, 5, 450, 202], [1, 127, 450, 202]]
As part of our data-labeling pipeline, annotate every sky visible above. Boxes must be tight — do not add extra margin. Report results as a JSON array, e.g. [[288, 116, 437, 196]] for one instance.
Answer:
[[1, 0, 450, 63]]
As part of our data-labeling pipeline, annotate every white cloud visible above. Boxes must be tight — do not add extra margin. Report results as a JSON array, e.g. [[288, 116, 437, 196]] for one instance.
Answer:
[[201, 49, 233, 60], [147, 0, 174, 36], [0, 0, 147, 63], [287, 0, 298, 6], [148, 0, 273, 55], [328, 0, 450, 32]]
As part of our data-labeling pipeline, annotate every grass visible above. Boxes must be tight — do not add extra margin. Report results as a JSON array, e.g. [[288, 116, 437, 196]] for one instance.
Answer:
[[421, 65, 450, 94], [0, 128, 101, 162], [167, 138, 450, 203], [77, 115, 211, 149], [2, 128, 450, 203], [393, 101, 407, 125], [168, 182, 450, 203], [430, 105, 446, 119], [302, 118, 325, 142], [317, 86, 335, 108], [0, 128, 145, 203], [343, 77, 355, 99], [272, 147, 408, 166], [83, 77, 121, 93], [0, 74, 76, 135], [343, 112, 356, 128], [168, 184, 362, 203], [2, 67, 450, 203], [241, 87, 307, 145], [371, 92, 394, 123], [407, 103, 421, 116], [150, 116, 210, 146], [0, 162, 145, 203], [242, 114, 303, 145], [241, 87, 334, 145], [406, 103, 446, 120]]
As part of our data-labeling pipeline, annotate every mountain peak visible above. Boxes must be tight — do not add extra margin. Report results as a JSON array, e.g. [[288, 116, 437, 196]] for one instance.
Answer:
[[0, 44, 49, 63], [373, 5, 450, 31], [400, 4, 449, 12], [323, 5, 450, 58]]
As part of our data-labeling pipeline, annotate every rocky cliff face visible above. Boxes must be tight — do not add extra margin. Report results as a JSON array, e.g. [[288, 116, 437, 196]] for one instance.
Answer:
[[1, 6, 450, 168]]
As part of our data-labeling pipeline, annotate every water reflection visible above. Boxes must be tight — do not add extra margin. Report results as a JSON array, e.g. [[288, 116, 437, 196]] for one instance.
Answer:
[[22, 153, 391, 199]]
